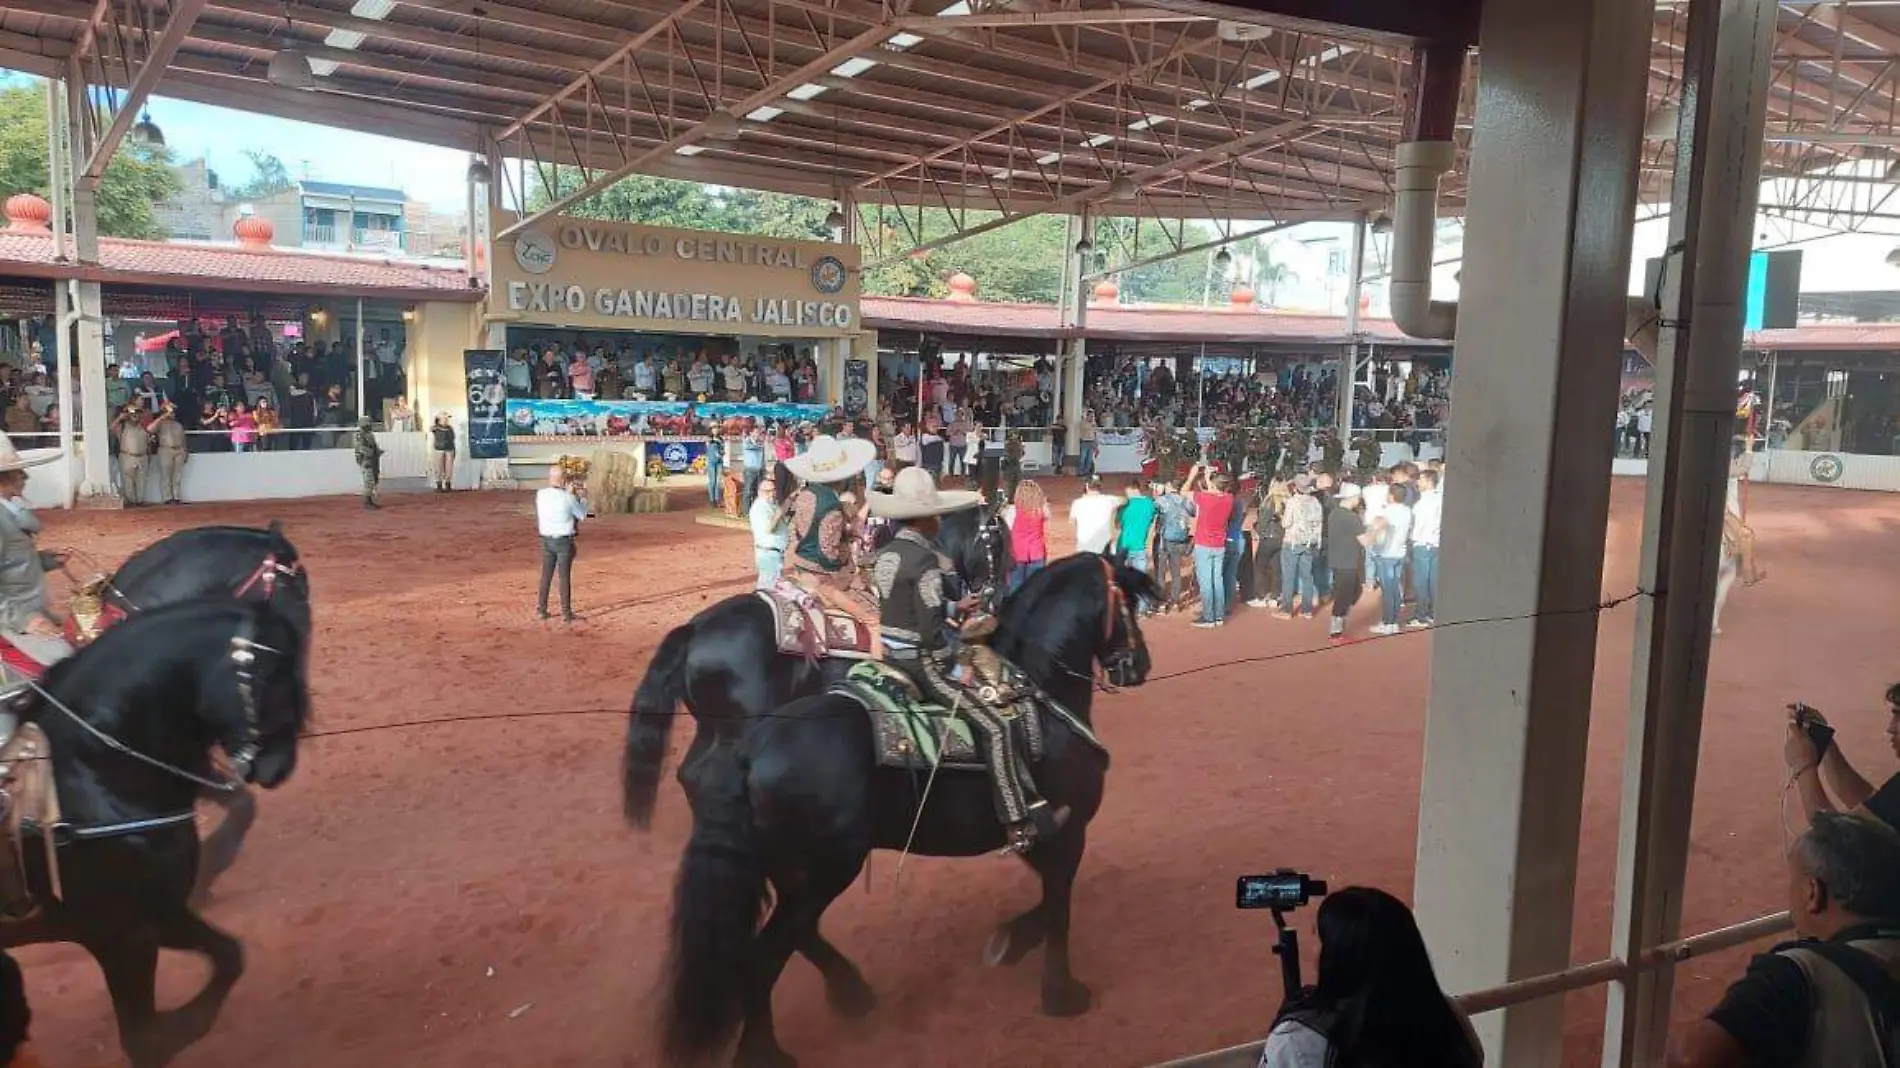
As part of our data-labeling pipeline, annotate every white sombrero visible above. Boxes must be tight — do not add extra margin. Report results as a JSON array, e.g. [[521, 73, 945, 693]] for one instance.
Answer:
[[0, 431, 59, 473], [868, 467, 981, 520], [783, 434, 877, 485]]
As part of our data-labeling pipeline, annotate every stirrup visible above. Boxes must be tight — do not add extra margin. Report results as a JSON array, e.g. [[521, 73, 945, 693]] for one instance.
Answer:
[[998, 822, 1037, 857]]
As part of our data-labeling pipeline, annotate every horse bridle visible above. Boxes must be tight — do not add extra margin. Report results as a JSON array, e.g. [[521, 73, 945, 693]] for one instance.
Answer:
[[233, 552, 304, 601], [28, 619, 283, 797], [1096, 558, 1145, 689]]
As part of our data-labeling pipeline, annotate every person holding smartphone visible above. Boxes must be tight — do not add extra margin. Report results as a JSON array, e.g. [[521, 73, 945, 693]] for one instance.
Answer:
[[1786, 683, 1900, 831]]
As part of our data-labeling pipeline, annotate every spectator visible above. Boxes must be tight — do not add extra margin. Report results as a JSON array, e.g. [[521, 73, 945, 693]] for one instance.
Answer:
[[103, 363, 130, 411], [705, 424, 726, 509], [134, 371, 163, 414], [152, 400, 187, 504], [504, 348, 533, 397], [1410, 470, 1442, 627], [1368, 482, 1413, 636], [281, 373, 316, 450], [536, 350, 565, 399], [1669, 812, 1900, 1068], [1247, 480, 1287, 610], [1788, 683, 1900, 830], [534, 464, 587, 622], [354, 419, 382, 510], [919, 424, 945, 476], [228, 401, 259, 453], [2, 397, 36, 441], [1153, 476, 1194, 613], [429, 412, 456, 492], [892, 423, 921, 470], [1325, 483, 1367, 643], [1278, 475, 1324, 621], [1069, 475, 1120, 556], [749, 462, 794, 590], [741, 425, 767, 511], [948, 408, 972, 477], [1114, 477, 1158, 615], [1078, 408, 1099, 477], [1223, 476, 1248, 615], [1259, 886, 1482, 1068], [1004, 480, 1051, 592], [1183, 463, 1235, 629], [112, 401, 153, 506]]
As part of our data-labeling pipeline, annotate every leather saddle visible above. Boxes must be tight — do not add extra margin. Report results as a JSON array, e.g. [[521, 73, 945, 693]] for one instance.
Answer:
[[757, 583, 875, 661], [832, 659, 1045, 773], [0, 722, 60, 919]]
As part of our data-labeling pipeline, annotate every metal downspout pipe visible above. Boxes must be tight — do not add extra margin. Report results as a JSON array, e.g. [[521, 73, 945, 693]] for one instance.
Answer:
[[1389, 41, 1664, 363]]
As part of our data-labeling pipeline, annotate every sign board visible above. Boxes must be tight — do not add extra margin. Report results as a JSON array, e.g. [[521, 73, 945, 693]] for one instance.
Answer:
[[842, 358, 869, 416], [490, 211, 860, 339], [463, 350, 508, 458], [1642, 249, 1802, 332]]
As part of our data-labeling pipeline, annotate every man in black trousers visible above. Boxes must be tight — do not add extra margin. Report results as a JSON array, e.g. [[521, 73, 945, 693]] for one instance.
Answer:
[[534, 465, 587, 622]]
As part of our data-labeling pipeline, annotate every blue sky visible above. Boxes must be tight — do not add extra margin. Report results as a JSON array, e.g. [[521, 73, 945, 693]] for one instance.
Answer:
[[4, 70, 469, 209]]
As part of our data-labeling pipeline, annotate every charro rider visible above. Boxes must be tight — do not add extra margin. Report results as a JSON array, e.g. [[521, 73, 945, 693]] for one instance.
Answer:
[[869, 466, 1067, 854], [0, 432, 70, 691], [781, 434, 877, 616], [0, 432, 67, 919]]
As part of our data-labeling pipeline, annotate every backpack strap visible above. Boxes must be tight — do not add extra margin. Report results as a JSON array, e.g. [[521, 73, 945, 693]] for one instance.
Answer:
[[1805, 941, 1900, 1066]]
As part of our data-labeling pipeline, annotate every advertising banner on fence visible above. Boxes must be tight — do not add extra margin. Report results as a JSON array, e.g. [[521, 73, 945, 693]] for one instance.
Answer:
[[1094, 428, 1148, 474], [649, 439, 710, 475], [505, 398, 831, 438], [842, 358, 869, 416], [463, 350, 508, 459]]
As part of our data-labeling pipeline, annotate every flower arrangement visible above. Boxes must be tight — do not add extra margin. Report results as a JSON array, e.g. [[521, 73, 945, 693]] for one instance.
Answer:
[[558, 454, 591, 485]]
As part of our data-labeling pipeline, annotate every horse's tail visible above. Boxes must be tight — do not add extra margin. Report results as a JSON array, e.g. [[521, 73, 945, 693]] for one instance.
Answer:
[[624, 622, 692, 828], [660, 743, 763, 1064]]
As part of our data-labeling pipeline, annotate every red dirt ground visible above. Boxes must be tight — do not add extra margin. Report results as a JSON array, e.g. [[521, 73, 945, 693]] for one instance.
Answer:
[[17, 478, 1900, 1067]]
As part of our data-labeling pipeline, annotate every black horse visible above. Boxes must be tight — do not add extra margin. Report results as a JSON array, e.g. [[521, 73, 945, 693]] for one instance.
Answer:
[[96, 521, 312, 897], [623, 505, 1010, 827], [641, 554, 1156, 1068], [1, 597, 311, 1068]]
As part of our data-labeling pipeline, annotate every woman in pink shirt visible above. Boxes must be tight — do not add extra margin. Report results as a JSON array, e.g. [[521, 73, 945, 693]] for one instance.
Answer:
[[228, 401, 259, 453], [1005, 480, 1051, 592], [566, 352, 596, 399], [773, 427, 796, 462]]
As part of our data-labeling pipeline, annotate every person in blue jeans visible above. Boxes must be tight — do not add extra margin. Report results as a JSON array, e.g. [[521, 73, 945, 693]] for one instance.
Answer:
[[1276, 475, 1325, 618], [705, 429, 725, 507], [1113, 478, 1158, 614], [1408, 469, 1442, 626], [1222, 492, 1247, 617], [1182, 464, 1235, 628], [741, 426, 767, 511]]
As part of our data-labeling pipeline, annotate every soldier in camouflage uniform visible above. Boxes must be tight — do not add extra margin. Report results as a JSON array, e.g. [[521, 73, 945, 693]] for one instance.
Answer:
[[353, 419, 383, 510], [871, 467, 1066, 854]]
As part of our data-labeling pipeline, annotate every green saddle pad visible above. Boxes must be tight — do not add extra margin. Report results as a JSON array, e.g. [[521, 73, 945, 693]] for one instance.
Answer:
[[836, 661, 988, 770]]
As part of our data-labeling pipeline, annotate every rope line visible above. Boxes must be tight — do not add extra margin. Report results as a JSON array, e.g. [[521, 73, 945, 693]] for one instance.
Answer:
[[285, 588, 1657, 740]]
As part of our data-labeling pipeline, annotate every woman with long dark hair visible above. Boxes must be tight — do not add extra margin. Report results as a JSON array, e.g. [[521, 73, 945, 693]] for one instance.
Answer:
[[1260, 886, 1482, 1068]]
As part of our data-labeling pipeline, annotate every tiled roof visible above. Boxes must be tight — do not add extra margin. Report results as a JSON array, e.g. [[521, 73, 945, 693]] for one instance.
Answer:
[[0, 231, 479, 301], [1751, 323, 1900, 351], [859, 295, 1451, 347]]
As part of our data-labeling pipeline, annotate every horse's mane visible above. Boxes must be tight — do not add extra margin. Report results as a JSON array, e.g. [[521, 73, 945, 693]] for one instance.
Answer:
[[110, 523, 295, 586], [992, 554, 1105, 686], [938, 506, 1012, 591]]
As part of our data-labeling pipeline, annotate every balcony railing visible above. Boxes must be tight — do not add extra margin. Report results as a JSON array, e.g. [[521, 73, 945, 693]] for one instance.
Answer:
[[303, 224, 410, 253]]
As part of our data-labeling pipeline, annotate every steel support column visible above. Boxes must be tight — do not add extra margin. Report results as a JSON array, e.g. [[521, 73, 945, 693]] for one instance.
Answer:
[[1061, 210, 1093, 463], [1603, 1, 1778, 1065], [1411, 0, 1653, 1065], [1339, 213, 1367, 440]]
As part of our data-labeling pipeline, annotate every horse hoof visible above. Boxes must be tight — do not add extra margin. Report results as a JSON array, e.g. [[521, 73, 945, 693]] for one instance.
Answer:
[[1042, 979, 1094, 1018], [826, 975, 877, 1019]]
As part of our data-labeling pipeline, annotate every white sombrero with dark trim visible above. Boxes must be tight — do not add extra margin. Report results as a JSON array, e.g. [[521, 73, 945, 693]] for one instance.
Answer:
[[783, 434, 877, 485], [868, 467, 981, 520], [0, 431, 59, 473]]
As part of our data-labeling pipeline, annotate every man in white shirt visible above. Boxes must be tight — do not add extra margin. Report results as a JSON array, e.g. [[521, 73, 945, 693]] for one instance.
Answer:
[[1637, 404, 1654, 457], [1069, 476, 1121, 555], [1408, 469, 1442, 627], [632, 355, 657, 395], [1366, 489, 1412, 636], [535, 466, 587, 623]]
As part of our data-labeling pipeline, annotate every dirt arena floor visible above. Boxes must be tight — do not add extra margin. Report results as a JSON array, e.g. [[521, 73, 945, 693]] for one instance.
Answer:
[[16, 476, 1900, 1067]]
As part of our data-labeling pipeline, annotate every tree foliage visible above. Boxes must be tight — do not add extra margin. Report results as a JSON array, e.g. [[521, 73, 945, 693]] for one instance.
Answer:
[[232, 149, 295, 199], [522, 167, 1232, 305], [0, 83, 182, 240]]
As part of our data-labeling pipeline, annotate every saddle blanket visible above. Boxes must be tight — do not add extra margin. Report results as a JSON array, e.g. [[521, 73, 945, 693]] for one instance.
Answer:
[[757, 584, 875, 660], [832, 660, 1050, 772]]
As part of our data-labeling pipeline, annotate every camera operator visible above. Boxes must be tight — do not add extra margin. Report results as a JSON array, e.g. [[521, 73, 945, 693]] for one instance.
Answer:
[[1259, 887, 1481, 1068], [1787, 683, 1900, 831], [1667, 812, 1900, 1068]]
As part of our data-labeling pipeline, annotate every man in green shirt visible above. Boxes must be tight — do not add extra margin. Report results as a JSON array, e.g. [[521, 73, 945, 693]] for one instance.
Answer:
[[1113, 477, 1159, 615]]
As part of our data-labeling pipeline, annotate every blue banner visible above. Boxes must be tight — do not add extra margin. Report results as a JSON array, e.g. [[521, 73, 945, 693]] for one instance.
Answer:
[[505, 398, 830, 438], [650, 440, 709, 475], [463, 350, 508, 459]]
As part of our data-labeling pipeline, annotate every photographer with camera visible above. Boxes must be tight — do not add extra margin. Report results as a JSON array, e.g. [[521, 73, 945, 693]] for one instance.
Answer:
[[1245, 879, 1481, 1068], [1786, 685, 1900, 832]]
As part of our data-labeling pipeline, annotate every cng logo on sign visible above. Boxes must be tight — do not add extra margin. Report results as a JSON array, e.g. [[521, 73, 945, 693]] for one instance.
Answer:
[[1810, 454, 1845, 484], [514, 230, 557, 275]]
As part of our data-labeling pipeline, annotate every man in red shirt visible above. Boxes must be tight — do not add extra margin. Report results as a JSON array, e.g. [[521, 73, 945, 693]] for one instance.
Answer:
[[1182, 462, 1235, 628]]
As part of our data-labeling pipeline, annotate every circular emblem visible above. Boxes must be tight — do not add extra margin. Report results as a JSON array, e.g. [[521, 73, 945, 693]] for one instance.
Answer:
[[811, 255, 848, 294], [1810, 454, 1845, 484], [662, 443, 689, 469], [513, 230, 557, 275], [509, 407, 534, 428]]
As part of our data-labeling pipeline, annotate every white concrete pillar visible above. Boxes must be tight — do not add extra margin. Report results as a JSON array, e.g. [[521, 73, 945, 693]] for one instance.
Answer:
[[1412, 0, 1653, 1065], [69, 179, 115, 503], [1603, 2, 1778, 1065], [1340, 215, 1366, 439]]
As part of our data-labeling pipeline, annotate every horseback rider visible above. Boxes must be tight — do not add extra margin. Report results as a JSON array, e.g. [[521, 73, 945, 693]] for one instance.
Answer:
[[0, 433, 70, 690], [868, 467, 1067, 854], [0, 432, 63, 919], [781, 434, 878, 616]]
